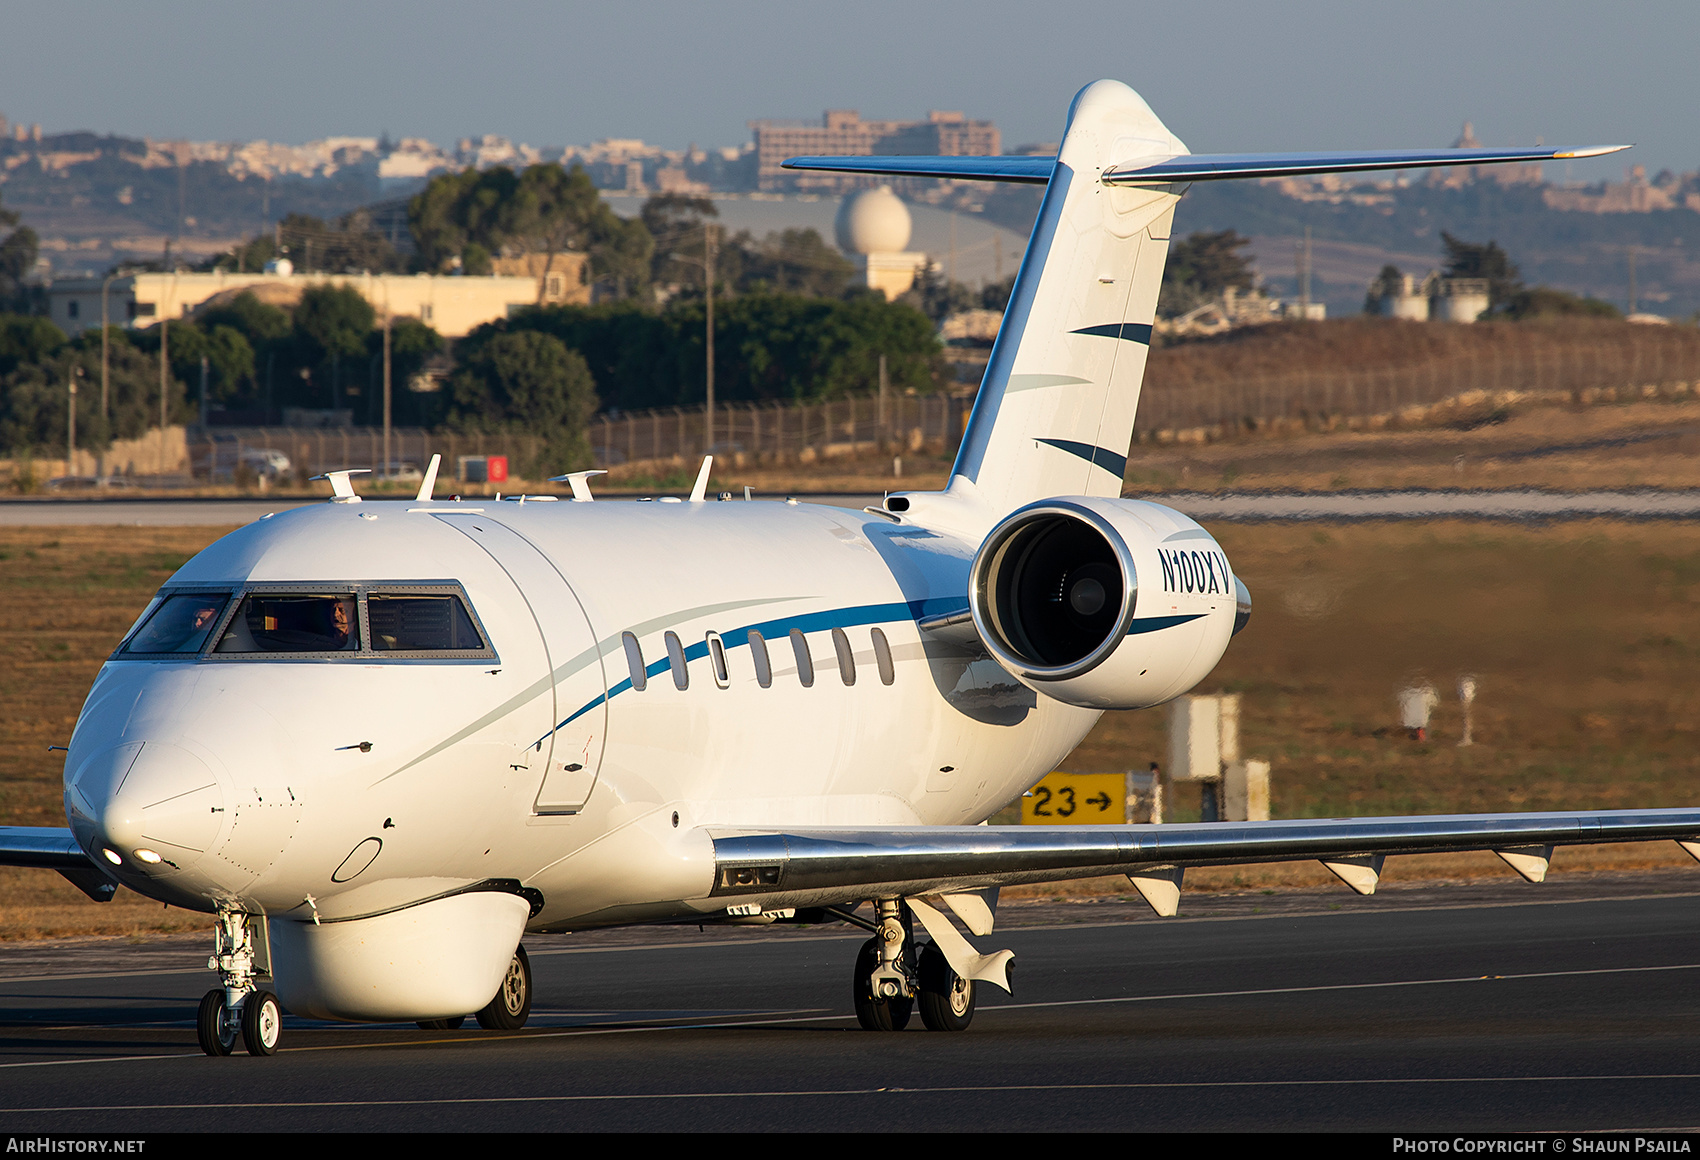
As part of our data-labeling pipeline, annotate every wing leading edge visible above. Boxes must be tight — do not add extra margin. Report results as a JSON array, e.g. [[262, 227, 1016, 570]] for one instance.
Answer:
[[708, 807, 1700, 911], [781, 145, 1628, 186]]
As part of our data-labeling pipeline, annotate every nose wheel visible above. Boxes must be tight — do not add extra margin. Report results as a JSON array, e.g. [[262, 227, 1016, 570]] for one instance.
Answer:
[[199, 908, 278, 1057]]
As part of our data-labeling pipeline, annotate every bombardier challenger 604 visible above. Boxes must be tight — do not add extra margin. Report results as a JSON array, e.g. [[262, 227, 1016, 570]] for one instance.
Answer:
[[5, 80, 1683, 1058]]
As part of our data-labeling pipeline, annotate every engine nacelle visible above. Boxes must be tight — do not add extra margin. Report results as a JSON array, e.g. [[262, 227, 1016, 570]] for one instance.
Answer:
[[969, 497, 1248, 710]]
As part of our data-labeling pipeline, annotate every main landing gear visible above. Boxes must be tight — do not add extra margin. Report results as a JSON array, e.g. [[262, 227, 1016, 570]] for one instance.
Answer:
[[851, 900, 977, 1033], [198, 908, 280, 1057], [416, 944, 533, 1033]]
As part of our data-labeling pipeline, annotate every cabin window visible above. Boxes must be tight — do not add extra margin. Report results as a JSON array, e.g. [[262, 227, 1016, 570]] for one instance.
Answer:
[[217, 594, 359, 653], [124, 592, 231, 654], [789, 629, 814, 688], [367, 594, 481, 651], [748, 630, 772, 688], [871, 627, 895, 685], [831, 627, 856, 685], [623, 632, 647, 691], [665, 631, 688, 690], [707, 632, 730, 688]]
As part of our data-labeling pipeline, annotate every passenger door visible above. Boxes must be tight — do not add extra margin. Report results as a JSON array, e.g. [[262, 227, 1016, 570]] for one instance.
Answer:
[[437, 515, 607, 814]]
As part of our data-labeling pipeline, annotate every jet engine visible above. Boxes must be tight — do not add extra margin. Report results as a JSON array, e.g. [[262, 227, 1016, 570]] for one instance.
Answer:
[[968, 497, 1248, 709]]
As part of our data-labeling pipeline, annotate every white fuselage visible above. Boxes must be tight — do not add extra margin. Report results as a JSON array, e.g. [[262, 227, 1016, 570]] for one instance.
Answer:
[[66, 496, 1215, 934]]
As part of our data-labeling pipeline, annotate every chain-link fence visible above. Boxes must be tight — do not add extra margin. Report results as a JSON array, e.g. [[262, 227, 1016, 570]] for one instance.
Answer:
[[1134, 331, 1700, 438], [590, 392, 972, 466]]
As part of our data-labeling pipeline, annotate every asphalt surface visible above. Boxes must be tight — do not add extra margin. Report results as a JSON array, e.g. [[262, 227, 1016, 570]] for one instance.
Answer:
[[4, 870, 1700, 1132], [7, 488, 1700, 526]]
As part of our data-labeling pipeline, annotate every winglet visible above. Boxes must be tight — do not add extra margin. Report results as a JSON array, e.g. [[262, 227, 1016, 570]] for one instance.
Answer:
[[548, 469, 609, 501], [310, 468, 370, 503], [689, 455, 713, 502], [414, 454, 441, 503]]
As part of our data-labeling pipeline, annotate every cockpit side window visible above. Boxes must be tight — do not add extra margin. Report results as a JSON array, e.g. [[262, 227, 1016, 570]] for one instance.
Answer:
[[217, 594, 358, 653], [368, 594, 483, 652], [123, 593, 231, 654]]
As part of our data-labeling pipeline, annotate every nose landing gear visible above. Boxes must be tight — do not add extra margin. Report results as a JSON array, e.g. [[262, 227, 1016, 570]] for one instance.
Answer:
[[197, 908, 277, 1057]]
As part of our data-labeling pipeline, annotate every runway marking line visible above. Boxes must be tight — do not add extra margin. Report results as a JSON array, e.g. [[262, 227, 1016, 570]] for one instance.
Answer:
[[12, 1073, 1700, 1114], [4, 960, 1699, 1072]]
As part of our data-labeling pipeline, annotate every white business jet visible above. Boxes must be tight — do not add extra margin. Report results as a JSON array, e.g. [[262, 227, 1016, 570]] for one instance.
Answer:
[[5, 81, 1686, 1058]]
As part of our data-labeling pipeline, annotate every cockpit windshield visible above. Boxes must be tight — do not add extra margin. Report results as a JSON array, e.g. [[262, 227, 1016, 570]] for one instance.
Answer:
[[123, 593, 231, 654], [217, 594, 359, 653], [116, 583, 493, 661]]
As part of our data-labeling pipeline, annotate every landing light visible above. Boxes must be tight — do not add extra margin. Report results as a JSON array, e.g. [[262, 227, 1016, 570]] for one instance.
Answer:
[[101, 847, 122, 866], [134, 849, 162, 865]]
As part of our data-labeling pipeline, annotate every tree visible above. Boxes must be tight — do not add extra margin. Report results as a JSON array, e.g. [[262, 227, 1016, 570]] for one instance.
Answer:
[[1441, 232, 1521, 306], [448, 330, 598, 473], [290, 285, 376, 410], [734, 228, 853, 298], [510, 165, 604, 301], [1158, 230, 1256, 318], [1498, 286, 1623, 321], [0, 190, 39, 312], [1365, 264, 1403, 314], [642, 193, 719, 291], [0, 334, 186, 455], [0, 314, 65, 376]]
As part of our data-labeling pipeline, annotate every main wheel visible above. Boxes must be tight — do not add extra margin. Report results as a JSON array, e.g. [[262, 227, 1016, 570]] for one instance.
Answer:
[[417, 1017, 466, 1030], [241, 990, 282, 1056], [917, 942, 976, 1032], [852, 936, 912, 1031], [476, 944, 532, 1031], [196, 988, 237, 1057]]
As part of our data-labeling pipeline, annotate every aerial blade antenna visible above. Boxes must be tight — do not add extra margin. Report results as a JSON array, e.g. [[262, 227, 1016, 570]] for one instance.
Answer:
[[310, 468, 369, 503], [548, 469, 608, 501], [689, 455, 713, 502], [414, 454, 441, 503]]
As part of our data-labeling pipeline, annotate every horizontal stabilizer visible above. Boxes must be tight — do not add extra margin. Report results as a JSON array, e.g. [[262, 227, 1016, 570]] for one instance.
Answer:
[[782, 145, 1627, 186], [782, 154, 1055, 184], [1105, 145, 1630, 184]]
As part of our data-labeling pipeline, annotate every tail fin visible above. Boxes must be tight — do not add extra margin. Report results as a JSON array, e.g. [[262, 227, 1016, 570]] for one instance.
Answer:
[[951, 80, 1183, 513], [784, 81, 1628, 519]]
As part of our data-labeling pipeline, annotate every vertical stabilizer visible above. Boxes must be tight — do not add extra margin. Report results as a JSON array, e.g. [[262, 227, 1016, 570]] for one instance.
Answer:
[[949, 80, 1185, 515]]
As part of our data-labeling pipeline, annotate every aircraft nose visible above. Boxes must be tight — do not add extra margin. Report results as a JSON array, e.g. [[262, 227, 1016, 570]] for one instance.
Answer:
[[67, 741, 225, 869]]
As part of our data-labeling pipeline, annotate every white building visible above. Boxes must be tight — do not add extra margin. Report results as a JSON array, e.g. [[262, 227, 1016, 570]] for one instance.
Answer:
[[44, 267, 586, 340]]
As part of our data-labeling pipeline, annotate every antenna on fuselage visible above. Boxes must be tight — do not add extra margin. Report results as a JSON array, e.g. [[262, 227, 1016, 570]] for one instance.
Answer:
[[688, 455, 713, 502], [311, 468, 369, 503], [548, 469, 608, 501], [414, 454, 441, 503]]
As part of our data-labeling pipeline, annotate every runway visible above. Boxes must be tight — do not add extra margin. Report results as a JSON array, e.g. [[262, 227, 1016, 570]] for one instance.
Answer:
[[5, 488, 1700, 526], [4, 872, 1699, 1132]]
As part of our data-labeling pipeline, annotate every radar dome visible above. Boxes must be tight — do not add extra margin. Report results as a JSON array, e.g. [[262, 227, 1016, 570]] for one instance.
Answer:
[[835, 186, 912, 255]]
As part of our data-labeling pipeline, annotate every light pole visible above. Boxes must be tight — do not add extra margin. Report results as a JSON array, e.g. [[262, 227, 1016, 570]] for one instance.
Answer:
[[67, 365, 81, 477], [705, 222, 716, 455], [99, 270, 118, 422], [382, 305, 392, 485]]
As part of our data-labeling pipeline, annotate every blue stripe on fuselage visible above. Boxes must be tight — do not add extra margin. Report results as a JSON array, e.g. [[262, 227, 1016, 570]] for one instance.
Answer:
[[549, 601, 1208, 732]]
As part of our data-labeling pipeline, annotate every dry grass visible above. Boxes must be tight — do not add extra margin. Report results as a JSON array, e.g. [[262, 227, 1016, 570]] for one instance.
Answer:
[[1067, 520, 1700, 822], [4, 518, 1699, 937]]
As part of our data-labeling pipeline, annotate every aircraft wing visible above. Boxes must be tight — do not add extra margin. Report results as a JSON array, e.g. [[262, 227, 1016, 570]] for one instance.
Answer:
[[1, 825, 93, 869], [708, 808, 1700, 914], [782, 145, 1627, 185], [0, 825, 119, 902]]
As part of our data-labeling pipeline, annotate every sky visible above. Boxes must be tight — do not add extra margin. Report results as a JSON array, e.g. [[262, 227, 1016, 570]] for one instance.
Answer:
[[1, 1, 1692, 181]]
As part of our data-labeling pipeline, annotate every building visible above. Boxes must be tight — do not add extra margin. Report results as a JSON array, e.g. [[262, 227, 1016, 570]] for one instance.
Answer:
[[44, 265, 588, 340], [751, 109, 999, 192]]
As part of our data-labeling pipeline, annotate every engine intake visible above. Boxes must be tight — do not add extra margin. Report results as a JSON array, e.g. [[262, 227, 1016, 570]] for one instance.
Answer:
[[969, 497, 1240, 710], [972, 502, 1138, 681]]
